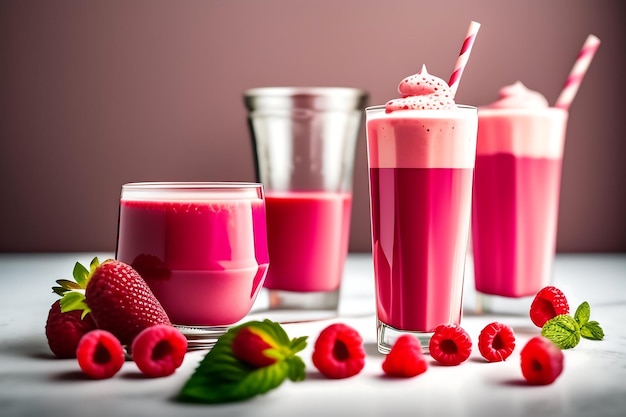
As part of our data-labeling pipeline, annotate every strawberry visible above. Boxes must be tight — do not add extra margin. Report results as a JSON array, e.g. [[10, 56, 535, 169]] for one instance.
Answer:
[[45, 300, 97, 358], [84, 260, 172, 346], [232, 326, 278, 368], [57, 257, 171, 346]]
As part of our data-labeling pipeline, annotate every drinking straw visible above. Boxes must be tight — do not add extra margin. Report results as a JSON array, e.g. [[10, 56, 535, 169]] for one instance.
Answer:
[[554, 34, 601, 110], [448, 20, 481, 97]]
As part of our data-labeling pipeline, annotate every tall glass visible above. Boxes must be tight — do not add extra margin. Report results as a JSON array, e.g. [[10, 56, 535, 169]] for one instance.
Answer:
[[244, 87, 367, 316], [115, 182, 269, 349], [471, 108, 568, 313], [366, 105, 478, 353]]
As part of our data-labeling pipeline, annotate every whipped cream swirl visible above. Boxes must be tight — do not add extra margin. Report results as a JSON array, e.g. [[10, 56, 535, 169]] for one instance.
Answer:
[[385, 65, 456, 113], [482, 81, 549, 109]]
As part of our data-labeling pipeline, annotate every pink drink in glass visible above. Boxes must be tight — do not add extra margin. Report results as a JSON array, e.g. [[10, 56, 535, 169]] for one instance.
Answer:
[[116, 182, 269, 327], [366, 105, 477, 351], [472, 108, 567, 299], [245, 87, 366, 313], [263, 191, 352, 293]]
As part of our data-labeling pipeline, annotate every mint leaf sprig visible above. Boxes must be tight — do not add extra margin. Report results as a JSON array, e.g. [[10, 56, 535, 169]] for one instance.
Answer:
[[541, 301, 604, 349], [178, 319, 308, 404]]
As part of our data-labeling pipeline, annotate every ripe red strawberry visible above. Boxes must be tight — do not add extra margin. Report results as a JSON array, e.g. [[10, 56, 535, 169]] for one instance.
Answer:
[[76, 329, 125, 379], [530, 286, 570, 328], [520, 336, 564, 385], [131, 324, 187, 377], [232, 326, 278, 368], [382, 335, 428, 378], [84, 260, 172, 346], [312, 323, 366, 379], [478, 322, 516, 362], [428, 324, 472, 366], [45, 300, 97, 358]]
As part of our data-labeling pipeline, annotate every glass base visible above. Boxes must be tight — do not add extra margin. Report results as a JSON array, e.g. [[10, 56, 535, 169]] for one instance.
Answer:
[[474, 292, 535, 316], [262, 289, 340, 323], [377, 320, 432, 354], [174, 324, 230, 351]]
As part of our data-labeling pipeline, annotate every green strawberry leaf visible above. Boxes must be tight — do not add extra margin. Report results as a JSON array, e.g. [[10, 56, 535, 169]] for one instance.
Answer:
[[178, 319, 308, 404], [581, 321, 605, 340], [89, 257, 100, 274], [52, 258, 100, 296], [541, 314, 581, 349], [59, 290, 91, 319], [51, 258, 102, 319], [574, 301, 591, 327], [72, 261, 91, 288]]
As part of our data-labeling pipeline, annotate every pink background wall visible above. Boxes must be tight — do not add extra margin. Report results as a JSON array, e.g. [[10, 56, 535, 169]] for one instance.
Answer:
[[1, 0, 624, 253]]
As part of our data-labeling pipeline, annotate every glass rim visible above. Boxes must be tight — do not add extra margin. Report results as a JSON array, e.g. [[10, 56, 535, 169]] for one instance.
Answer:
[[120, 182, 265, 202], [121, 181, 263, 190], [365, 104, 477, 112], [244, 86, 367, 98], [477, 107, 569, 116]]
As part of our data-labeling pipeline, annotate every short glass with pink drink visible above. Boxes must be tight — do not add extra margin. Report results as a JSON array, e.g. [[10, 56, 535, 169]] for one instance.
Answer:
[[115, 182, 269, 349], [244, 87, 367, 317], [366, 66, 478, 353]]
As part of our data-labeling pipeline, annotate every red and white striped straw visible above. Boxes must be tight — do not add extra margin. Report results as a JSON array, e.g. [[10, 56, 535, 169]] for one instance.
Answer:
[[555, 34, 601, 110], [448, 20, 481, 97]]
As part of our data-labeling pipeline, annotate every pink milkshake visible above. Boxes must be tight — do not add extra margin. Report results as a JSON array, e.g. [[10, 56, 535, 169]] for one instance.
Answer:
[[471, 82, 568, 304], [264, 191, 352, 293], [366, 66, 478, 352], [115, 182, 269, 328]]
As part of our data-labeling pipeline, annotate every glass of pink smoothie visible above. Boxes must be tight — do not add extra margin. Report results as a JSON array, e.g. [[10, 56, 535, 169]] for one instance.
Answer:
[[244, 87, 367, 318], [471, 82, 568, 313], [366, 67, 478, 353], [115, 182, 269, 348]]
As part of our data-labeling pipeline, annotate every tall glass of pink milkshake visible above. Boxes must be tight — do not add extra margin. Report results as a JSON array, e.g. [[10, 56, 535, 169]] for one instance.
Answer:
[[471, 82, 568, 312], [115, 182, 269, 348], [244, 87, 367, 317], [366, 66, 478, 352]]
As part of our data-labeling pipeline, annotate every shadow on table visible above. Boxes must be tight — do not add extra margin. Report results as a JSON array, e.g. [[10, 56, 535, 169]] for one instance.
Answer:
[[0, 334, 53, 360]]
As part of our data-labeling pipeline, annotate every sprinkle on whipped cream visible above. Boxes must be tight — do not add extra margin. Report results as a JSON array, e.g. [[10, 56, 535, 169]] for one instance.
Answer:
[[385, 65, 456, 113]]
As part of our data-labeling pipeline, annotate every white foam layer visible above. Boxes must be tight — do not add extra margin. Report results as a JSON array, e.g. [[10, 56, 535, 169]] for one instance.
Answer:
[[366, 106, 477, 168], [477, 108, 568, 158]]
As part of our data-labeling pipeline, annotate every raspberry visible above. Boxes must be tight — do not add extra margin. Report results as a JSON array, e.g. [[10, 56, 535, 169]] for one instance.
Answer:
[[529, 286, 570, 328], [520, 336, 564, 385], [382, 335, 428, 378], [76, 329, 125, 379], [478, 322, 516, 362], [45, 300, 97, 359], [428, 324, 472, 366], [312, 323, 365, 379], [131, 324, 188, 378]]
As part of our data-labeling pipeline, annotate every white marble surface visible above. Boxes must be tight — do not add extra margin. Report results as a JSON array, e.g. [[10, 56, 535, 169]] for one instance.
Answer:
[[1, 252, 625, 417]]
